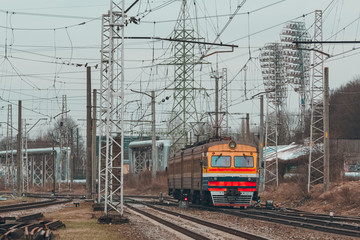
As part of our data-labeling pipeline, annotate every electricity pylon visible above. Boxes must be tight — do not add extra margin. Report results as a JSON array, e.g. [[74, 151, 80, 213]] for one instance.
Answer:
[[168, 0, 200, 151], [308, 10, 327, 192]]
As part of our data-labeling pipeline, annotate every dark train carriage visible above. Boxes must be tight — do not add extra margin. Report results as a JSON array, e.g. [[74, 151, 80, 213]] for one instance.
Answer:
[[168, 139, 259, 207], [168, 144, 204, 201]]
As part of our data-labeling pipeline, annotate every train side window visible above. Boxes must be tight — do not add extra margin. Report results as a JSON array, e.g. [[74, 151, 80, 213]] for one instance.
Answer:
[[211, 156, 231, 167], [234, 156, 254, 168]]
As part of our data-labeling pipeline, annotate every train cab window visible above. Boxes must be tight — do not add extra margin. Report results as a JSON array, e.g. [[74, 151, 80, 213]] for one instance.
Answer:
[[211, 155, 231, 167], [234, 156, 254, 168]]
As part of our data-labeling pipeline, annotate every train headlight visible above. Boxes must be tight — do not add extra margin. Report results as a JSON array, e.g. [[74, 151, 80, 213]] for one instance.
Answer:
[[229, 141, 236, 149]]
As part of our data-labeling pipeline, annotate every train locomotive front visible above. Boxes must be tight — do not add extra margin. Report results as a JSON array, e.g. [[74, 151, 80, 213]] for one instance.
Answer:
[[168, 139, 259, 207]]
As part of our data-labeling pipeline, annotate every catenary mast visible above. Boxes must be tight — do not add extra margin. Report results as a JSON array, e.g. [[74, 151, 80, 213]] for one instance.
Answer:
[[98, 0, 126, 216]]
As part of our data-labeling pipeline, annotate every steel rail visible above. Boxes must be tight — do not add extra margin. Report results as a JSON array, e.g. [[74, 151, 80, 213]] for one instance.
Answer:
[[0, 199, 72, 213], [0, 199, 56, 210], [24, 192, 86, 199], [276, 209, 360, 224], [242, 209, 360, 231], [219, 208, 360, 238], [144, 203, 269, 240], [126, 203, 210, 240]]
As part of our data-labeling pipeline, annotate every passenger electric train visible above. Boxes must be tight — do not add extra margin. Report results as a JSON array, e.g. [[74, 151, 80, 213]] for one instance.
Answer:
[[167, 138, 259, 207]]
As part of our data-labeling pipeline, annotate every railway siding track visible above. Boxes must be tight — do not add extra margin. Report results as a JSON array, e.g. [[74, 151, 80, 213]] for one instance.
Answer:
[[0, 199, 72, 213], [24, 192, 85, 199], [281, 208, 360, 224], [243, 209, 360, 231], [220, 208, 360, 238]]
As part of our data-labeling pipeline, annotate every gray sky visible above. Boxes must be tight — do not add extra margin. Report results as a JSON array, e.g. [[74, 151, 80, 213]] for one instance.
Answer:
[[0, 0, 359, 140]]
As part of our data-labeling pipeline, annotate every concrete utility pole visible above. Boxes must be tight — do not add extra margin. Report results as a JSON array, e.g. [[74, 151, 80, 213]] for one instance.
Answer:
[[92, 89, 97, 199], [151, 91, 157, 178], [86, 66, 92, 198], [70, 128, 74, 191], [17, 100, 22, 196], [324, 67, 330, 191], [259, 95, 264, 192], [246, 113, 250, 140], [76, 128, 79, 179], [52, 143, 56, 194]]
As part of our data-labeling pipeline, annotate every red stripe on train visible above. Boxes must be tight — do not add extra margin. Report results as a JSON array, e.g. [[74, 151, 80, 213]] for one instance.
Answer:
[[208, 188, 256, 192], [238, 188, 256, 192], [208, 188, 227, 191], [208, 181, 256, 187], [208, 168, 255, 172]]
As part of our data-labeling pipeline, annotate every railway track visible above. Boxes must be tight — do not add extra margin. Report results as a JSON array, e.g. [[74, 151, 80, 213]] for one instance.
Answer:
[[216, 207, 360, 238], [23, 192, 86, 199], [129, 197, 360, 238], [0, 199, 72, 213], [280, 207, 360, 224], [126, 200, 269, 240]]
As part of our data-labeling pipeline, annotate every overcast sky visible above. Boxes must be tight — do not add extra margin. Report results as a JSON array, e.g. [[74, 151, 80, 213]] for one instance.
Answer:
[[0, 0, 359, 140]]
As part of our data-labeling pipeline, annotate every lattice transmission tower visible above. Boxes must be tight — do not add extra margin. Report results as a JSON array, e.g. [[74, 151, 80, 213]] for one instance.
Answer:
[[219, 68, 229, 136], [22, 119, 29, 193], [168, 0, 200, 151], [308, 10, 326, 192], [59, 94, 69, 187], [98, 0, 126, 216], [281, 21, 311, 134], [259, 43, 287, 189], [4, 104, 14, 189]]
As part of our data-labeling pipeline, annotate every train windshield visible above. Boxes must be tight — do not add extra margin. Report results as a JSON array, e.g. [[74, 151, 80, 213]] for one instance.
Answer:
[[211, 155, 231, 167], [234, 156, 254, 168]]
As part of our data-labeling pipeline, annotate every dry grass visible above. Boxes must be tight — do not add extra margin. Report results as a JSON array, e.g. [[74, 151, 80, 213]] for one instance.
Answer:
[[263, 180, 360, 216], [261, 182, 308, 206], [46, 201, 147, 240], [124, 171, 168, 195], [55, 219, 124, 240]]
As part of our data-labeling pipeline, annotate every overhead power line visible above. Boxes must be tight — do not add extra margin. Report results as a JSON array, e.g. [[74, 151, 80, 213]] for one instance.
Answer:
[[294, 41, 360, 44], [0, 9, 99, 20], [124, 36, 238, 48]]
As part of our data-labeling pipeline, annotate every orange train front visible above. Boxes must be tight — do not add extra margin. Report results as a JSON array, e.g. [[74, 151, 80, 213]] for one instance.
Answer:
[[168, 139, 260, 207]]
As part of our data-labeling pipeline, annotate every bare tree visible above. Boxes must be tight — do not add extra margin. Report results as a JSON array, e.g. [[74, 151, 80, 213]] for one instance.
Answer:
[[329, 77, 360, 139]]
